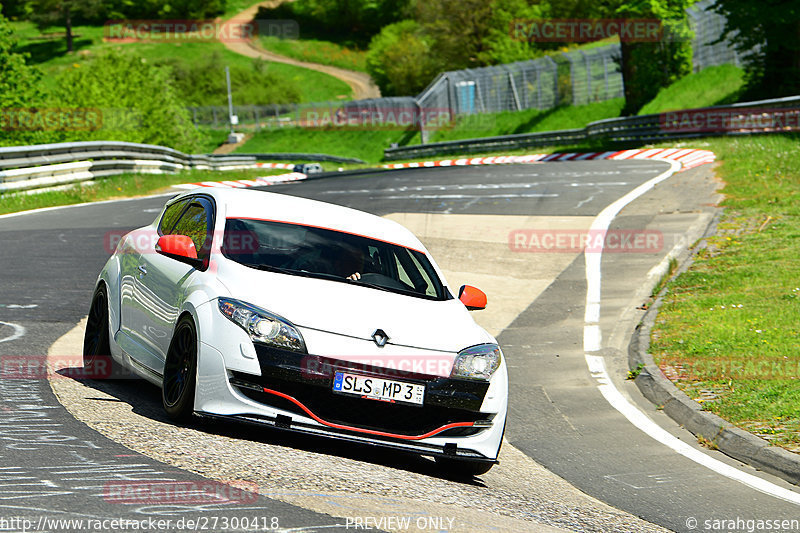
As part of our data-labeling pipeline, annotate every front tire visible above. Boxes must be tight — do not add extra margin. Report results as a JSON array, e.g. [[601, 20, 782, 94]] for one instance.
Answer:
[[83, 284, 115, 378], [162, 315, 198, 422]]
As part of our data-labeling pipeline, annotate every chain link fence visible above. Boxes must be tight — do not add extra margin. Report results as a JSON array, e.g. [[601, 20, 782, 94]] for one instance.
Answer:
[[688, 0, 742, 72]]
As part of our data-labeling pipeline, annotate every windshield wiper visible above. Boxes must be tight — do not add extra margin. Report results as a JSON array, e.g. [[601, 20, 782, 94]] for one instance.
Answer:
[[241, 263, 353, 283], [241, 263, 299, 276], [241, 263, 406, 295], [349, 280, 395, 294]]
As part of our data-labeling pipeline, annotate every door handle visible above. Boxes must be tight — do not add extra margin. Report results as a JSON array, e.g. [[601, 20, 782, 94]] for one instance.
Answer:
[[138, 265, 147, 276]]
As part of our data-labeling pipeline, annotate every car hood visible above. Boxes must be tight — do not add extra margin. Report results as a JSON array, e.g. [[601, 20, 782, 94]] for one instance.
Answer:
[[216, 260, 494, 353]]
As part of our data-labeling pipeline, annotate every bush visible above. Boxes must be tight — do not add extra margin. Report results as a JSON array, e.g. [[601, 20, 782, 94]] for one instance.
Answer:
[[366, 20, 437, 96], [255, 0, 409, 47], [0, 11, 52, 145], [48, 51, 205, 152], [157, 52, 303, 106]]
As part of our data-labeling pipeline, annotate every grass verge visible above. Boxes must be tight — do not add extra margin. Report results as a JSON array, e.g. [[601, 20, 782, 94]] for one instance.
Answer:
[[0, 168, 287, 216], [10, 22, 353, 103], [234, 99, 625, 164], [649, 134, 800, 452], [235, 128, 411, 163], [638, 64, 745, 115], [259, 36, 367, 72], [426, 99, 626, 143]]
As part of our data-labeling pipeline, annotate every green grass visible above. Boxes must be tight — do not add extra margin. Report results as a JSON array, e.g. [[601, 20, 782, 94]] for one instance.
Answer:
[[10, 22, 353, 103], [222, 0, 260, 19], [259, 36, 367, 72], [235, 127, 411, 163], [426, 99, 626, 143], [0, 168, 288, 216], [194, 127, 232, 153], [232, 100, 626, 163], [649, 134, 800, 451], [639, 64, 746, 115]]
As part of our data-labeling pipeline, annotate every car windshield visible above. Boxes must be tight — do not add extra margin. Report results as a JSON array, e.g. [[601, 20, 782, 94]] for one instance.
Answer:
[[222, 218, 450, 301]]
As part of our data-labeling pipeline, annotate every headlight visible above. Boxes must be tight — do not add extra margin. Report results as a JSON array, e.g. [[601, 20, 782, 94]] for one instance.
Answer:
[[218, 297, 306, 353], [451, 343, 502, 381]]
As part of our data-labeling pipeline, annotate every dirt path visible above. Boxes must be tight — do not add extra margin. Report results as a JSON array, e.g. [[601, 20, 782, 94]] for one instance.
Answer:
[[222, 1, 381, 100]]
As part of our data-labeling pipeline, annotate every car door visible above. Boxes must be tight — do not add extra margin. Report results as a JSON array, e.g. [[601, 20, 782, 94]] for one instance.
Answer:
[[118, 197, 189, 372], [136, 196, 214, 374]]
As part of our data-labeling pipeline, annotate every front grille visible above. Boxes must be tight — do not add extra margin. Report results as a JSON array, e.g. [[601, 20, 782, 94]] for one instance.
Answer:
[[231, 345, 493, 439], [233, 378, 487, 437]]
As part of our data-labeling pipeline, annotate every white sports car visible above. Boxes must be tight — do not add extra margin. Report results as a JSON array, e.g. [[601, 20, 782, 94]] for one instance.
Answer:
[[83, 188, 507, 475]]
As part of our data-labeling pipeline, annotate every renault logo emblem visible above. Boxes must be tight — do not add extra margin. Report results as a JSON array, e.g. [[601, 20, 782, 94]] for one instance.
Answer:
[[372, 329, 389, 347]]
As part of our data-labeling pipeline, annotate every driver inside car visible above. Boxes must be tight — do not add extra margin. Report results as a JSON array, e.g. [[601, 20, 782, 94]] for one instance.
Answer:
[[328, 245, 364, 281]]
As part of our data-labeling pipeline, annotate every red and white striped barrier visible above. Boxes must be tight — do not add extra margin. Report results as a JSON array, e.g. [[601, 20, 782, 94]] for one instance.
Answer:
[[174, 171, 308, 190], [382, 148, 716, 172], [175, 148, 715, 190]]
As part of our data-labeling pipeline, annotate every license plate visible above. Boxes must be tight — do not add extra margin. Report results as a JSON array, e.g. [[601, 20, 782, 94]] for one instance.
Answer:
[[333, 372, 425, 405]]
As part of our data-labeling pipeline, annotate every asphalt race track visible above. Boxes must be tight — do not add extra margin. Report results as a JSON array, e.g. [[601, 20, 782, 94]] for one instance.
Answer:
[[1, 160, 800, 532]]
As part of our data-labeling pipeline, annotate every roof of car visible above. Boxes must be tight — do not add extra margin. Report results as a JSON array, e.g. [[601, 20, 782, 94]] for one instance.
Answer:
[[184, 187, 427, 252]]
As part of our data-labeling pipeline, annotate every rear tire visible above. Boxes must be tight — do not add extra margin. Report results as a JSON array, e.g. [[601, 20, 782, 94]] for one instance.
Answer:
[[162, 315, 198, 423], [83, 284, 116, 378]]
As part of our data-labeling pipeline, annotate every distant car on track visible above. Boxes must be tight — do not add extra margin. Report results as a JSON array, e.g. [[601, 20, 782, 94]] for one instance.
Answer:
[[293, 163, 323, 174], [83, 188, 507, 475]]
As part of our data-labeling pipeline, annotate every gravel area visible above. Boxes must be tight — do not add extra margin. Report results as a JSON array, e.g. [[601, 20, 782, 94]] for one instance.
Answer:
[[50, 320, 666, 533]]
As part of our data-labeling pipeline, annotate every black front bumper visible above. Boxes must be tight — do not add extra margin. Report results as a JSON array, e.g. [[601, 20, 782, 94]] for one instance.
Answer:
[[227, 344, 494, 442]]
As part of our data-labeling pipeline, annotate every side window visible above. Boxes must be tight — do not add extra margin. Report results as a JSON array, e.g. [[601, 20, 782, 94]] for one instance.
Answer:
[[394, 254, 414, 288], [170, 202, 210, 259], [158, 199, 188, 235], [406, 252, 437, 297], [393, 249, 436, 296]]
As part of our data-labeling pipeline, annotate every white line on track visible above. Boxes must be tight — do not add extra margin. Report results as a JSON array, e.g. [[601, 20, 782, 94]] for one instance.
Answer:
[[0, 192, 175, 220], [0, 321, 26, 344], [583, 161, 800, 506], [379, 193, 559, 200]]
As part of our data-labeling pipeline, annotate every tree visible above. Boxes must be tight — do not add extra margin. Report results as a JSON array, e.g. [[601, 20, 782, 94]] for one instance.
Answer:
[[0, 11, 41, 108], [610, 0, 694, 115], [477, 0, 548, 65], [29, 0, 103, 53], [413, 0, 494, 71], [51, 51, 204, 151], [0, 11, 47, 145], [713, 0, 800, 98], [0, 0, 33, 19], [366, 20, 437, 95], [155, 0, 226, 19], [256, 0, 411, 47]]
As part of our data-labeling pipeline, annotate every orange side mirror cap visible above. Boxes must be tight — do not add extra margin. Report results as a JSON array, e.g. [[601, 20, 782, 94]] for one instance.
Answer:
[[459, 285, 487, 310]]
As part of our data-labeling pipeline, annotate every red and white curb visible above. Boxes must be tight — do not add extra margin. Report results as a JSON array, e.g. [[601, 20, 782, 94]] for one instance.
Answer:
[[173, 171, 307, 190], [382, 148, 716, 172], [173, 148, 715, 190]]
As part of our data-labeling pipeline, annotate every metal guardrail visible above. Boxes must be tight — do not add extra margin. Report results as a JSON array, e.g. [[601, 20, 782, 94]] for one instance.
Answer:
[[384, 95, 800, 161], [201, 153, 364, 164], [0, 141, 365, 193]]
